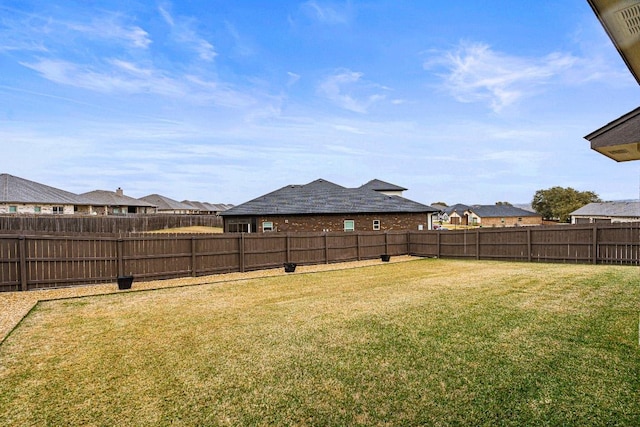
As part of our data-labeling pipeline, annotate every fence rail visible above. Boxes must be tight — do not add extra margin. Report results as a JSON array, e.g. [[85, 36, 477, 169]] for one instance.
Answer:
[[0, 223, 638, 292]]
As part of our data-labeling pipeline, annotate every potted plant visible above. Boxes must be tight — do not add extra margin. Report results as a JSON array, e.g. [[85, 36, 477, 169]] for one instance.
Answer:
[[117, 275, 134, 290]]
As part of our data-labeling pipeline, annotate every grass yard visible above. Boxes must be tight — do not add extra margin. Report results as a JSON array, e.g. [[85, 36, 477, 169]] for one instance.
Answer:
[[0, 259, 639, 426], [147, 226, 223, 233]]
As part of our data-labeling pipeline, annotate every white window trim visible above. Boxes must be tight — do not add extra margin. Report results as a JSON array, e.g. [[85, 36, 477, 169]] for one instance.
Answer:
[[344, 220, 355, 232], [373, 219, 381, 230]]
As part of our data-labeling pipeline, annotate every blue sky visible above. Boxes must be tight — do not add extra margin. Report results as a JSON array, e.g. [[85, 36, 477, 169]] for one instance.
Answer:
[[1, 1, 639, 206]]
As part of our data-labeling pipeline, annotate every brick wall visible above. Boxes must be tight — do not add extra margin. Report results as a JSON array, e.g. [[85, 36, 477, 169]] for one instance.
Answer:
[[252, 213, 431, 232], [478, 216, 542, 227]]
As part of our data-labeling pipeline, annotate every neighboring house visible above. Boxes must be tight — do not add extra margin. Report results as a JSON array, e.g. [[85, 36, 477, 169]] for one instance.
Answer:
[[430, 203, 449, 222], [81, 188, 156, 215], [140, 194, 199, 214], [0, 173, 93, 215], [443, 204, 471, 225], [182, 201, 233, 215], [570, 201, 640, 224], [465, 205, 542, 227], [442, 204, 541, 227], [220, 178, 438, 233]]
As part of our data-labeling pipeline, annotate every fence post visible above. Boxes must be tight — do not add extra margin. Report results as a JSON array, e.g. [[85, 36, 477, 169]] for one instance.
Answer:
[[476, 230, 480, 260], [191, 237, 197, 277], [325, 233, 329, 264], [406, 231, 410, 256], [357, 233, 361, 261], [239, 233, 245, 273], [592, 223, 598, 265], [117, 238, 124, 277], [436, 230, 441, 258], [19, 236, 27, 291], [286, 233, 291, 263], [527, 228, 532, 262], [384, 231, 389, 255]]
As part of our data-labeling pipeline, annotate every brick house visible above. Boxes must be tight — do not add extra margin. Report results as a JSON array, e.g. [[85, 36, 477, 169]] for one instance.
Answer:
[[0, 173, 93, 215], [81, 188, 156, 215], [466, 205, 542, 227], [443, 203, 542, 227], [220, 179, 438, 233]]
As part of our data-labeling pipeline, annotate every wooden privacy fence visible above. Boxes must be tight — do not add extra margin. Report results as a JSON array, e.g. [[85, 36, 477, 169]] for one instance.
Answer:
[[0, 223, 638, 292], [0, 214, 222, 233]]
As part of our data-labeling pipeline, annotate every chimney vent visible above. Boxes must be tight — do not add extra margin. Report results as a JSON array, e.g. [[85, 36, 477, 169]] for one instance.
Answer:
[[116, 187, 124, 196]]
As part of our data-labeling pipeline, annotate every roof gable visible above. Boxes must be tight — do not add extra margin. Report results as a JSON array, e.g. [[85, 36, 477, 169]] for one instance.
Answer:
[[359, 179, 407, 192]]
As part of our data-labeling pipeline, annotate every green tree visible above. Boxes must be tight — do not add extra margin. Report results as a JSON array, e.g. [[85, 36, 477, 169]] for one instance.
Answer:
[[532, 187, 601, 222], [495, 201, 512, 206]]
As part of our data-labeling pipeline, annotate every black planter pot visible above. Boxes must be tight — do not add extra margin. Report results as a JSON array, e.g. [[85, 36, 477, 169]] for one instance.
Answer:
[[284, 263, 297, 273], [380, 254, 391, 262], [117, 275, 134, 290]]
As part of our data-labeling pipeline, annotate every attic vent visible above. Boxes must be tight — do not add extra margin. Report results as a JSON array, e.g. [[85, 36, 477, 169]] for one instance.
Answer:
[[617, 4, 640, 35], [608, 149, 629, 154]]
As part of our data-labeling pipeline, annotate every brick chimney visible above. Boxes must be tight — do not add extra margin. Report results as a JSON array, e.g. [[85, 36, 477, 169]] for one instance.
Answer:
[[116, 187, 124, 196]]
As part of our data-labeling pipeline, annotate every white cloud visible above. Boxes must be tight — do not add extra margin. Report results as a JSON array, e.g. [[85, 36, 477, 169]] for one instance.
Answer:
[[74, 21, 151, 49], [300, 1, 351, 25], [424, 41, 578, 112], [20, 58, 186, 95], [317, 69, 386, 113], [287, 72, 301, 86], [158, 3, 217, 61]]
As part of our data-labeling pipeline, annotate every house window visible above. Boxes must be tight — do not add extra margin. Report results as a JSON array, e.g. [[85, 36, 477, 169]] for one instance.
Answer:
[[262, 221, 274, 232], [227, 221, 252, 233], [501, 218, 505, 223], [344, 220, 355, 232], [34, 206, 41, 213], [9, 206, 17, 213], [53, 206, 64, 214], [373, 220, 380, 230], [517, 217, 522, 222]]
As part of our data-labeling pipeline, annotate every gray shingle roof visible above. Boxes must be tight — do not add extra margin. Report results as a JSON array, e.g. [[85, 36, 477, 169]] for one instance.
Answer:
[[140, 194, 195, 211], [570, 201, 640, 217], [468, 205, 541, 218], [81, 190, 156, 207], [359, 179, 407, 192], [221, 178, 437, 216], [443, 204, 470, 215], [0, 173, 91, 204], [443, 203, 540, 218]]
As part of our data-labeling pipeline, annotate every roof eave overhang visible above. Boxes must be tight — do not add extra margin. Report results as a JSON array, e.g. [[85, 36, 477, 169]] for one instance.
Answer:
[[585, 106, 640, 161], [587, 0, 640, 85]]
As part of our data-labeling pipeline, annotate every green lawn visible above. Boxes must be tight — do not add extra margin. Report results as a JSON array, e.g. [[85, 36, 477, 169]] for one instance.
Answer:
[[1, 259, 639, 426]]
